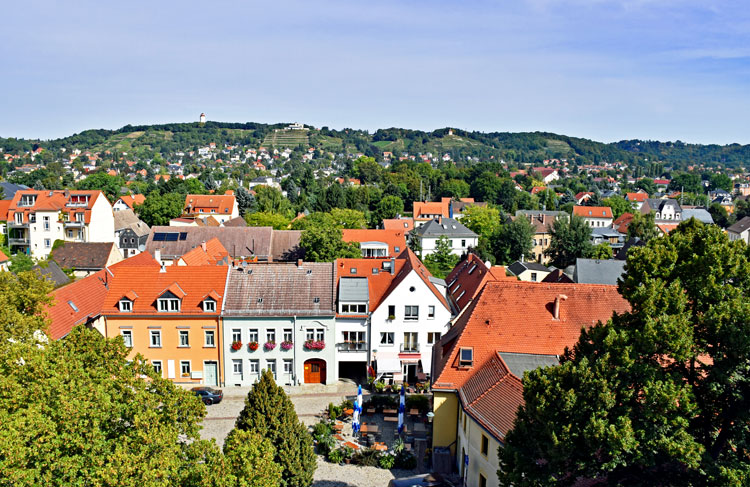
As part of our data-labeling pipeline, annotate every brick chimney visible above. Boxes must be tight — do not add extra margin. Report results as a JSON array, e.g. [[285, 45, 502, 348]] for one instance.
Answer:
[[553, 294, 568, 320], [201, 241, 207, 252], [297, 259, 303, 267]]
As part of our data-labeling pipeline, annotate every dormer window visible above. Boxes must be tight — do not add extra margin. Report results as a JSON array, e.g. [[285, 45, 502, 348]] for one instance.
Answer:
[[119, 299, 132, 312], [203, 299, 216, 312], [158, 298, 180, 312]]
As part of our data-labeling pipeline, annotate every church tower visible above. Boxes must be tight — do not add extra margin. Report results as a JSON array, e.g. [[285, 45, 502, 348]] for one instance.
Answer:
[[199, 113, 206, 123]]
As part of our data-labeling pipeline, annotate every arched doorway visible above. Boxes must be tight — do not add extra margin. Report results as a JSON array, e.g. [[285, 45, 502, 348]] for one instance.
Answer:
[[304, 359, 326, 384]]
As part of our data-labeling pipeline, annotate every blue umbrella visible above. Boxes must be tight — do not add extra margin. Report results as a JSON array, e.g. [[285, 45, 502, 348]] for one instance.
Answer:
[[398, 384, 406, 434], [357, 384, 363, 413], [352, 398, 360, 435]]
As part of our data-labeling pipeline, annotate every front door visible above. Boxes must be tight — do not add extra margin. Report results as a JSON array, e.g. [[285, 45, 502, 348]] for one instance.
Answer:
[[304, 359, 326, 384], [204, 362, 218, 386]]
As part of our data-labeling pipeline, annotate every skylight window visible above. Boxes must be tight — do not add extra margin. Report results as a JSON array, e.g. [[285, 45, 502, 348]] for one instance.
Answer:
[[67, 301, 79, 312]]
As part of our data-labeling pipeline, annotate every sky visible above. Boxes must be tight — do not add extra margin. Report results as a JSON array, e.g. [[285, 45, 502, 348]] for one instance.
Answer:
[[2, 0, 750, 144]]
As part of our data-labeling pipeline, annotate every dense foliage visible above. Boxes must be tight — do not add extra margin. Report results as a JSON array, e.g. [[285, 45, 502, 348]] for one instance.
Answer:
[[500, 221, 750, 486]]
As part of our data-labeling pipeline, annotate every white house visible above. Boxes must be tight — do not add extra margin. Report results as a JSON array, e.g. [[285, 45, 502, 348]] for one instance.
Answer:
[[6, 190, 115, 259], [728, 216, 750, 244], [572, 205, 613, 228], [412, 217, 478, 257]]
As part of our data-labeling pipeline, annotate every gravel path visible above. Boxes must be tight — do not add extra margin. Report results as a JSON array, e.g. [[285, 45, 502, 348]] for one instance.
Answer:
[[312, 456, 417, 487]]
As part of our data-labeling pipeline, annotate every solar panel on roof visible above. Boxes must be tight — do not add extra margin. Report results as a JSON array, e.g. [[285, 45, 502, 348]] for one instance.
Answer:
[[153, 233, 167, 241], [179, 232, 188, 240], [165, 233, 179, 241]]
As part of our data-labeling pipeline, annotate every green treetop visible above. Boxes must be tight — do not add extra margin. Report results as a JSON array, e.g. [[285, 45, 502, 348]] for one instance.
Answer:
[[544, 215, 592, 268]]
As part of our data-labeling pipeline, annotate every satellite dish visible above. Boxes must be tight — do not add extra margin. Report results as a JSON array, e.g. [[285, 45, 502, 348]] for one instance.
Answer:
[[138, 244, 146, 252]]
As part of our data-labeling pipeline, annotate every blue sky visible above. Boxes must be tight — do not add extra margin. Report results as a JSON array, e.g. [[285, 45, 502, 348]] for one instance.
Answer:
[[2, 0, 749, 144]]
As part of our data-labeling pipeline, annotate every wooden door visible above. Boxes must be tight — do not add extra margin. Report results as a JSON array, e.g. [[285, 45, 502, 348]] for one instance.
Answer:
[[304, 359, 326, 384]]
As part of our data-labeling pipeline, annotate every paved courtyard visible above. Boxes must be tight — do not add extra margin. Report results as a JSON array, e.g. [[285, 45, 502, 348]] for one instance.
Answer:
[[198, 381, 430, 487]]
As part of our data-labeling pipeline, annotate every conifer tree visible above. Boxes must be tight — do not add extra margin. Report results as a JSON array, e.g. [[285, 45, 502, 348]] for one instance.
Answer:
[[233, 370, 316, 487]]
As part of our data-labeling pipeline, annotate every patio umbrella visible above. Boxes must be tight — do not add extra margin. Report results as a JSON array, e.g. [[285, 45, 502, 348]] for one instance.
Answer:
[[352, 399, 360, 436], [398, 383, 406, 434], [357, 384, 363, 412]]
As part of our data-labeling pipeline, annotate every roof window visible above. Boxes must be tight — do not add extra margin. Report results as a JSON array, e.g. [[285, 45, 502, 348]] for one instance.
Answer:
[[459, 347, 473, 367]]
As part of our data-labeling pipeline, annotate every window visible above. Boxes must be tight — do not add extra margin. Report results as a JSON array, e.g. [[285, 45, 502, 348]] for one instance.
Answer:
[[152, 361, 162, 376], [267, 359, 277, 379], [248, 329, 259, 343], [531, 272, 537, 282], [121, 330, 133, 348], [158, 298, 180, 312], [394, 246, 400, 253], [178, 330, 189, 347], [468, 264, 477, 274], [283, 328, 293, 342], [461, 239, 466, 247], [119, 300, 132, 312], [150, 330, 161, 348], [342, 331, 365, 350], [479, 473, 487, 487], [203, 299, 216, 312], [67, 230, 73, 238], [403, 332, 418, 352], [380, 332, 394, 345], [404, 305, 419, 320], [44, 239, 51, 248], [283, 359, 293, 375], [427, 332, 441, 345], [204, 330, 215, 347], [481, 434, 489, 456], [76, 212, 84, 223], [341, 303, 367, 314], [232, 328, 241, 343], [266, 329, 276, 343], [315, 328, 325, 341], [232, 359, 243, 374], [459, 347, 473, 367], [428, 306, 435, 319], [43, 216, 50, 231], [180, 361, 191, 377], [388, 305, 396, 318], [249, 359, 260, 374]]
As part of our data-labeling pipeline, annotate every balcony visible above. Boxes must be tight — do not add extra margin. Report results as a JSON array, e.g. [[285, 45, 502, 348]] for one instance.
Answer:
[[8, 237, 30, 246], [8, 221, 29, 229], [400, 343, 420, 353], [338, 341, 367, 352], [63, 220, 85, 227]]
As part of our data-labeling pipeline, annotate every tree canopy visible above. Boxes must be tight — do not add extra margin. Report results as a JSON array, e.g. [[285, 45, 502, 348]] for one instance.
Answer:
[[500, 221, 750, 486], [299, 222, 360, 262], [544, 215, 592, 268]]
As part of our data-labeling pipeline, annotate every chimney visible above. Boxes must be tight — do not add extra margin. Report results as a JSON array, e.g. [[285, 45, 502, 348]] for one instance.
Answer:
[[553, 294, 568, 320], [390, 257, 395, 275], [201, 241, 207, 252], [154, 249, 161, 265], [297, 259, 303, 267]]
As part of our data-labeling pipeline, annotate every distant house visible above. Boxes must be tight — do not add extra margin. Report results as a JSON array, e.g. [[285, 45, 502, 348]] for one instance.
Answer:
[[590, 227, 626, 249], [412, 217, 478, 257], [727, 216, 750, 244], [574, 192, 593, 205], [182, 191, 239, 224], [641, 198, 682, 223], [682, 208, 714, 225], [176, 238, 230, 266], [613, 213, 634, 234], [113, 194, 146, 212], [31, 261, 71, 288], [653, 178, 670, 191], [625, 192, 648, 211], [382, 217, 415, 233], [451, 198, 488, 219], [51, 242, 123, 278], [531, 167, 559, 184], [515, 210, 568, 263], [413, 198, 451, 227], [445, 254, 512, 314], [114, 209, 150, 258], [573, 205, 613, 228], [507, 261, 552, 282], [573, 258, 626, 285], [342, 229, 407, 258]]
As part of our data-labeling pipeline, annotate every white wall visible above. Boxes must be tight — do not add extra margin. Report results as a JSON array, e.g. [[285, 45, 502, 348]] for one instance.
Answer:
[[457, 408, 501, 487], [29, 210, 63, 258], [419, 235, 478, 257], [89, 195, 115, 243], [370, 270, 451, 379]]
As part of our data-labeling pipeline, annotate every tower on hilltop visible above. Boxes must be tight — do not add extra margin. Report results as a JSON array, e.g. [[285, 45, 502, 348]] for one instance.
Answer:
[[199, 113, 206, 123]]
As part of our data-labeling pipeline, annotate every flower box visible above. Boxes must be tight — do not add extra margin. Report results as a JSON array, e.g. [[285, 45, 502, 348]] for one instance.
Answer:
[[264, 341, 277, 351], [231, 340, 242, 351], [304, 339, 325, 351], [281, 340, 294, 350], [248, 341, 259, 351]]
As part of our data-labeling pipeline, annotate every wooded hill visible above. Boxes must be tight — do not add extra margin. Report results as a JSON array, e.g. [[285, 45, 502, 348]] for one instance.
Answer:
[[2, 122, 749, 169]]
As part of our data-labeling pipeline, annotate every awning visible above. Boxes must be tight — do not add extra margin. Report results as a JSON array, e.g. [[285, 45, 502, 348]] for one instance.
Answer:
[[376, 357, 402, 373]]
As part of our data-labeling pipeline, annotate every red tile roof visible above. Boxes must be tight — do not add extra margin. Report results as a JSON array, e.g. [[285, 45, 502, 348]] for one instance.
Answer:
[[445, 254, 511, 313], [118, 194, 146, 209], [432, 281, 629, 391], [342, 229, 407, 257], [458, 352, 523, 441], [8, 190, 105, 224], [574, 192, 593, 202], [613, 213, 634, 233], [625, 192, 648, 202], [177, 237, 230, 266], [102, 265, 229, 316], [45, 252, 160, 340], [573, 206, 613, 219], [0, 249, 8, 264], [413, 198, 450, 220], [0, 199, 11, 221], [183, 194, 235, 216], [382, 218, 414, 232]]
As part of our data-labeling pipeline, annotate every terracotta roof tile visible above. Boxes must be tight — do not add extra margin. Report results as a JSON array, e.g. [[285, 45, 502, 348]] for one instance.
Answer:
[[0, 199, 11, 221], [573, 205, 613, 219], [445, 254, 511, 313], [432, 280, 629, 391], [342, 229, 407, 257], [8, 190, 104, 224], [183, 194, 236, 216], [382, 218, 414, 232], [177, 237, 230, 266]]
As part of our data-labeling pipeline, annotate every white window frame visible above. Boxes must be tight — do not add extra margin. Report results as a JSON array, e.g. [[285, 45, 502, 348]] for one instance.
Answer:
[[283, 359, 293, 375], [315, 328, 324, 342], [121, 330, 133, 348], [204, 330, 216, 347], [178, 330, 189, 347], [150, 330, 162, 348], [283, 328, 293, 342], [266, 359, 277, 379], [248, 328, 259, 343], [459, 347, 473, 367], [380, 332, 394, 346], [119, 300, 132, 312], [44, 239, 51, 249], [158, 298, 180, 312], [152, 360, 162, 377], [249, 359, 260, 374], [203, 299, 216, 312], [403, 332, 418, 352], [231, 328, 241, 343], [232, 359, 243, 375], [266, 329, 276, 343], [180, 360, 191, 377], [428, 305, 435, 319], [427, 332, 441, 345], [404, 305, 419, 320]]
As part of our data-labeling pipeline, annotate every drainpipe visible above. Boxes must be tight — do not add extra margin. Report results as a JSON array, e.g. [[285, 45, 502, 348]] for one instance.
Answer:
[[293, 315, 298, 386]]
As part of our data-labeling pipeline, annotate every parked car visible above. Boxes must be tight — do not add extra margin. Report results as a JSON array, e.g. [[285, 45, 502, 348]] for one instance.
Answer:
[[387, 473, 455, 487], [192, 387, 223, 405]]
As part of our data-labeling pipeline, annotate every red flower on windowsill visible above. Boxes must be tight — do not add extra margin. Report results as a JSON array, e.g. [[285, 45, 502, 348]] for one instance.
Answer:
[[248, 341, 259, 351], [231, 340, 242, 351]]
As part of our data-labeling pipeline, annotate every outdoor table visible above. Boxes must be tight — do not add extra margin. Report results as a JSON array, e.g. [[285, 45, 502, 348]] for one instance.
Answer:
[[373, 442, 388, 451], [383, 408, 397, 415], [333, 423, 344, 432], [413, 423, 426, 433], [360, 424, 379, 434], [409, 408, 419, 415], [384, 416, 398, 422], [344, 408, 354, 416], [343, 441, 360, 450]]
